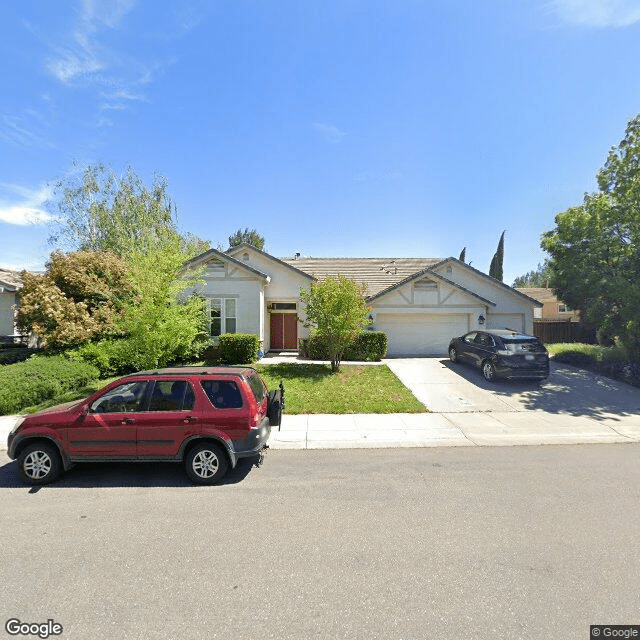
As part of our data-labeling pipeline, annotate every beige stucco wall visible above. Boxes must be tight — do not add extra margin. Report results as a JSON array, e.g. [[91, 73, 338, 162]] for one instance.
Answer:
[[0, 292, 17, 336]]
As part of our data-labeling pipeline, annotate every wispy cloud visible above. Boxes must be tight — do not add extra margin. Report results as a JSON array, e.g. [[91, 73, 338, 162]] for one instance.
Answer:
[[45, 0, 137, 84], [313, 122, 348, 143], [547, 0, 640, 27], [0, 95, 57, 149], [0, 184, 54, 226]]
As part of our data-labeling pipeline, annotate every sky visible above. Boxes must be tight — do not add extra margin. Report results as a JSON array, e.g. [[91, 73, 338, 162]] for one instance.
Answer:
[[1, 0, 640, 286]]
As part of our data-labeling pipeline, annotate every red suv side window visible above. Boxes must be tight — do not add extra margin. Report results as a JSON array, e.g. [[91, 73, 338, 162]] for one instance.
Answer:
[[200, 380, 244, 409]]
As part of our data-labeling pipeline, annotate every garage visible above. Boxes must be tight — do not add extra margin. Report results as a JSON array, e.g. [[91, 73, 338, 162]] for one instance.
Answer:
[[375, 313, 469, 356]]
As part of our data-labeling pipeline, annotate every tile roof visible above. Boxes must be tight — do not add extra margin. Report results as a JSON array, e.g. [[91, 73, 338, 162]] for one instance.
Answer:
[[280, 257, 442, 296], [515, 287, 558, 303]]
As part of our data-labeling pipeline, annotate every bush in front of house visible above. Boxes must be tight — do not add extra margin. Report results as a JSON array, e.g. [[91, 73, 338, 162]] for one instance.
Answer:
[[299, 331, 387, 361], [218, 333, 261, 364], [0, 355, 100, 415]]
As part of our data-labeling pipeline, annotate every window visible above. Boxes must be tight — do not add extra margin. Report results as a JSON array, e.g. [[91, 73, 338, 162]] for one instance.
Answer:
[[464, 332, 478, 344], [270, 302, 297, 311], [91, 381, 148, 414], [414, 279, 437, 291], [558, 304, 572, 313], [209, 297, 237, 336], [147, 380, 195, 412], [201, 380, 244, 409], [246, 373, 267, 404]]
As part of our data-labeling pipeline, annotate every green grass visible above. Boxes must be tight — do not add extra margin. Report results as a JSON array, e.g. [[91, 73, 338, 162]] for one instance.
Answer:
[[546, 342, 628, 363], [257, 363, 427, 414], [17, 363, 426, 416]]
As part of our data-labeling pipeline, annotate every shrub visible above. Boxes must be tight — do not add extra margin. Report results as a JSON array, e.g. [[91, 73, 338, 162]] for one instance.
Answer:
[[0, 346, 36, 366], [344, 331, 388, 361], [299, 331, 387, 361], [0, 355, 99, 415], [218, 334, 260, 364]]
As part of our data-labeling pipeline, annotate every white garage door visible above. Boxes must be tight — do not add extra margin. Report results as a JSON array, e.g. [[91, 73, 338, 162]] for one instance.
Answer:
[[375, 314, 469, 356], [486, 313, 525, 332]]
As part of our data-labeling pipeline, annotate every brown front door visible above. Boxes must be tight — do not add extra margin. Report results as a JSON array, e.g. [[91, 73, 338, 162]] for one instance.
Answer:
[[270, 313, 298, 350]]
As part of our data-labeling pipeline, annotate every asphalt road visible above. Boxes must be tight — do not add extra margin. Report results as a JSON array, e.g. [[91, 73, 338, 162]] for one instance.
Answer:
[[1, 445, 639, 640]]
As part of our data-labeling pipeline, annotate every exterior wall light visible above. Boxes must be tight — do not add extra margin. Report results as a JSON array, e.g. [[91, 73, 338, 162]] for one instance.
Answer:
[[478, 314, 485, 325]]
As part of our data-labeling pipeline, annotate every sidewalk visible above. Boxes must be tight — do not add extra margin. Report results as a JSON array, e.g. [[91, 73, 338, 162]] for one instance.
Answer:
[[3, 410, 639, 452]]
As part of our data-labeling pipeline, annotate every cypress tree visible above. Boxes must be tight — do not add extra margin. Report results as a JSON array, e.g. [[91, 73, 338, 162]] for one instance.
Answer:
[[489, 231, 505, 281]]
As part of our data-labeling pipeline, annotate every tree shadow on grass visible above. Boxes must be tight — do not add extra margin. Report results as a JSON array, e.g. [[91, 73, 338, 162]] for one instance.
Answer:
[[0, 453, 265, 490]]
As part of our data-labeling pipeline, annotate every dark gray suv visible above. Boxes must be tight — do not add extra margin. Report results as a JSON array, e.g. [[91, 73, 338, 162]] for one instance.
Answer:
[[448, 330, 549, 382]]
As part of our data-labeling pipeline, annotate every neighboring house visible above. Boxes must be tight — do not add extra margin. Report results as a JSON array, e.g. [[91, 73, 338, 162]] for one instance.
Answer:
[[515, 288, 580, 322], [0, 269, 22, 338], [183, 244, 542, 357]]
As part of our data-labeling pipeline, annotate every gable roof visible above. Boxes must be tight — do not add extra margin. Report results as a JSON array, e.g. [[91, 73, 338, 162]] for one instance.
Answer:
[[368, 266, 497, 306], [0, 269, 22, 292], [227, 243, 316, 281], [433, 258, 544, 307], [183, 247, 271, 280], [279, 257, 442, 296]]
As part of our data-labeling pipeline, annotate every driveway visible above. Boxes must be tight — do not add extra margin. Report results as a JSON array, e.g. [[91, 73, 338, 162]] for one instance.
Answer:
[[385, 357, 640, 444]]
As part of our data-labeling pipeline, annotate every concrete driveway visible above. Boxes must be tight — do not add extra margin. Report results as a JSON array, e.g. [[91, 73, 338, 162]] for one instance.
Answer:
[[385, 357, 640, 444]]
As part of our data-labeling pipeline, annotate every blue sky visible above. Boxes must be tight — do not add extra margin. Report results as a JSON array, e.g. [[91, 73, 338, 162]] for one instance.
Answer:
[[1, 0, 640, 286]]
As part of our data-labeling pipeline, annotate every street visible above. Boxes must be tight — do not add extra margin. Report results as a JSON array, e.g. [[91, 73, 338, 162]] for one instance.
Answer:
[[1, 445, 639, 640]]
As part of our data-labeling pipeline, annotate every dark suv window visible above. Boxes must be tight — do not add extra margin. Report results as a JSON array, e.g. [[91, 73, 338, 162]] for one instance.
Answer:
[[475, 333, 494, 348], [246, 373, 267, 404], [201, 380, 244, 409], [91, 381, 148, 413], [147, 380, 195, 412], [502, 338, 545, 353]]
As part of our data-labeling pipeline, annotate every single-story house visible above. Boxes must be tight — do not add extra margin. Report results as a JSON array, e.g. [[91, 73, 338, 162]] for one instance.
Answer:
[[0, 269, 22, 338], [183, 243, 542, 357], [515, 287, 580, 322]]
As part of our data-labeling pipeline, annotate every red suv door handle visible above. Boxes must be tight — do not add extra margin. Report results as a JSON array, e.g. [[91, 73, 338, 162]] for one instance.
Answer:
[[122, 418, 135, 425], [183, 417, 197, 424]]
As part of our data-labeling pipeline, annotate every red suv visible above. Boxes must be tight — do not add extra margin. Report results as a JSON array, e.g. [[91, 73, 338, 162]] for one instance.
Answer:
[[7, 367, 284, 486]]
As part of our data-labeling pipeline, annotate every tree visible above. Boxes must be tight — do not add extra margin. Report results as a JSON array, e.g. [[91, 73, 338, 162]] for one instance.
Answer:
[[300, 275, 371, 372], [459, 247, 466, 263], [228, 227, 265, 251], [541, 114, 640, 356], [48, 163, 209, 258], [489, 231, 505, 281], [16, 251, 136, 350], [512, 260, 552, 288]]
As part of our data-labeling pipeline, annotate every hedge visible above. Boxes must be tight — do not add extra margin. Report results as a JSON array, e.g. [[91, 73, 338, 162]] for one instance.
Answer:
[[218, 333, 261, 364], [0, 356, 100, 415], [299, 331, 388, 361]]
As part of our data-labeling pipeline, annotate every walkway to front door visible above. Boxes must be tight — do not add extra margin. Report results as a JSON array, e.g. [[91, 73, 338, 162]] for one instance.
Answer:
[[270, 313, 298, 350]]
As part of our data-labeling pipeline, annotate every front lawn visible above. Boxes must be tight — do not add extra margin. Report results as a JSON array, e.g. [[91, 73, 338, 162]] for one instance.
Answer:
[[17, 363, 426, 415], [257, 363, 427, 414]]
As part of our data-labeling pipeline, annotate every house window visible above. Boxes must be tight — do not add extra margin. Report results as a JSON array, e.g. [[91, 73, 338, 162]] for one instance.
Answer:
[[270, 302, 297, 311], [558, 304, 572, 313], [414, 280, 437, 291], [209, 298, 237, 336]]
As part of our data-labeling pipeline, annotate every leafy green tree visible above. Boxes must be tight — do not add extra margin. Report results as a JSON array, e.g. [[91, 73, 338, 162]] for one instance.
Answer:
[[228, 227, 265, 251], [300, 275, 371, 372], [459, 247, 466, 263], [16, 251, 135, 350], [542, 114, 640, 356], [48, 163, 209, 258], [489, 231, 505, 281], [512, 260, 552, 288]]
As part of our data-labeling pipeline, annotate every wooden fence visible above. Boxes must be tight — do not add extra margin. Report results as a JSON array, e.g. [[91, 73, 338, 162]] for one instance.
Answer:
[[533, 321, 593, 345]]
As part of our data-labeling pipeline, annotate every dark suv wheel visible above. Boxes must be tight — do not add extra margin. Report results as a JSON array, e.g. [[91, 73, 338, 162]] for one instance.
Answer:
[[449, 346, 458, 363], [185, 442, 229, 485], [17, 442, 62, 485], [482, 361, 497, 382]]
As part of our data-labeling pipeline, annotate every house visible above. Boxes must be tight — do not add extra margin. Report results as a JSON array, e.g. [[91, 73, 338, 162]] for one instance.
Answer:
[[0, 269, 22, 339], [515, 288, 580, 322], [183, 244, 542, 357]]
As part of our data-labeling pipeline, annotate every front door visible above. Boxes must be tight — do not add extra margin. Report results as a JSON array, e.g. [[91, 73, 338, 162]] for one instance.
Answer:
[[270, 313, 298, 350]]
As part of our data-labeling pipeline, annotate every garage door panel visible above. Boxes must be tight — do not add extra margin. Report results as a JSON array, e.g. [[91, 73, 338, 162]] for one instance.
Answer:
[[375, 314, 468, 356]]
